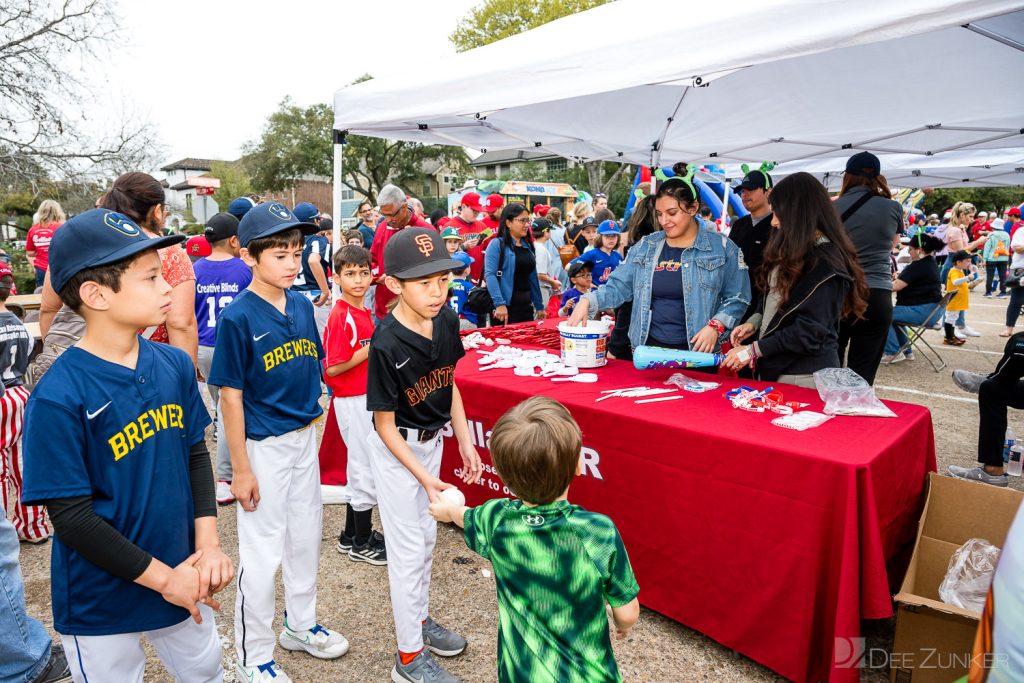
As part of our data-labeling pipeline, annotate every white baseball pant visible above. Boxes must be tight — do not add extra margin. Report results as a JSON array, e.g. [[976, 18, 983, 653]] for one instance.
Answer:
[[333, 396, 376, 512], [234, 425, 322, 667], [0, 386, 48, 541], [60, 604, 222, 683], [367, 429, 442, 653], [196, 345, 231, 481]]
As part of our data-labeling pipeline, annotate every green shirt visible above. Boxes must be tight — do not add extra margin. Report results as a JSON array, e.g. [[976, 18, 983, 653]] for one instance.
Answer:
[[464, 498, 639, 683]]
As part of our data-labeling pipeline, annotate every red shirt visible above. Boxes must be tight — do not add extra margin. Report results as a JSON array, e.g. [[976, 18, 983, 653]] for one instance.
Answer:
[[26, 222, 61, 271], [369, 213, 436, 319], [323, 299, 374, 396], [452, 216, 488, 281]]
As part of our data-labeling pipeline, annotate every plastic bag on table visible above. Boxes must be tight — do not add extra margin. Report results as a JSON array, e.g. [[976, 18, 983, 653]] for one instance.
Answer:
[[938, 538, 1001, 613], [812, 367, 897, 417]]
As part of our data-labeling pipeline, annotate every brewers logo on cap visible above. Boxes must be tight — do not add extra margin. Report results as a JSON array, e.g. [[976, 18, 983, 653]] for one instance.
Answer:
[[103, 211, 140, 237], [269, 203, 292, 220]]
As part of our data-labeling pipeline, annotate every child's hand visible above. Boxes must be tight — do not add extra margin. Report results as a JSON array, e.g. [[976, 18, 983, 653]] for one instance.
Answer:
[[459, 442, 482, 484], [428, 498, 456, 523], [232, 471, 260, 512], [423, 477, 454, 504], [195, 545, 234, 603], [162, 551, 203, 623]]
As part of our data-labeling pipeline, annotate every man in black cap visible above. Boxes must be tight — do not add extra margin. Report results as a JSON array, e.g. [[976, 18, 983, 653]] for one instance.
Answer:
[[728, 168, 774, 324]]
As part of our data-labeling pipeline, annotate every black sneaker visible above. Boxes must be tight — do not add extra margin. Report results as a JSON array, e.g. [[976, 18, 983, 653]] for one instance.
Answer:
[[336, 532, 355, 554], [349, 534, 387, 566], [32, 644, 71, 683]]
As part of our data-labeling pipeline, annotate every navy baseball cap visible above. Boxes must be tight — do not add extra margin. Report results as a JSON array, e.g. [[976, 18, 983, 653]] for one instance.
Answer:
[[238, 202, 318, 248], [49, 208, 186, 294], [227, 196, 257, 219], [293, 202, 320, 223], [845, 151, 881, 178], [384, 228, 464, 279]]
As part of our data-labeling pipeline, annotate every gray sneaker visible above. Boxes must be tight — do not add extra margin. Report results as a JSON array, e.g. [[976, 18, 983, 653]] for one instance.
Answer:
[[952, 369, 987, 394], [391, 650, 461, 683], [422, 616, 467, 657], [948, 465, 1009, 487]]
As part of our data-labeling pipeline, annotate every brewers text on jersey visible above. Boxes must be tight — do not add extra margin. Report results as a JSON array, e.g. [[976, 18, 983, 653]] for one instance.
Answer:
[[262, 338, 320, 372], [107, 403, 185, 460]]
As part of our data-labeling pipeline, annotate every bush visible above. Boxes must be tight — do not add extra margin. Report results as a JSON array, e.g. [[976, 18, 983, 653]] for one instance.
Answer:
[[181, 223, 205, 236]]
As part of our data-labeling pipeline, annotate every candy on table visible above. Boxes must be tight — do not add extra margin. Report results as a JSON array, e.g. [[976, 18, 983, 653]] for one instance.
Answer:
[[665, 373, 721, 393]]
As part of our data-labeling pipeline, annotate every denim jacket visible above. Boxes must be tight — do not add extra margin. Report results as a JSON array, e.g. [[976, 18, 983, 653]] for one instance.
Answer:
[[484, 237, 544, 311], [583, 227, 750, 350]]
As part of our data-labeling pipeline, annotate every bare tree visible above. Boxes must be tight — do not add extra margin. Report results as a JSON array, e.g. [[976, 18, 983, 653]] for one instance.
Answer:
[[0, 0, 161, 186]]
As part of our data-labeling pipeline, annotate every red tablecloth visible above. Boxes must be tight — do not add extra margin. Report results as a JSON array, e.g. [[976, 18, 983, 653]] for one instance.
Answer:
[[441, 321, 936, 683]]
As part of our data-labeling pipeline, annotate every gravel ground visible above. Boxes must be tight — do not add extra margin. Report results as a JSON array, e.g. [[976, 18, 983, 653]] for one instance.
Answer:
[[15, 287, 1019, 682]]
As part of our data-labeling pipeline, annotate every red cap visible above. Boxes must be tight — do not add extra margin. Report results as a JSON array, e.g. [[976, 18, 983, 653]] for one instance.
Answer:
[[460, 192, 483, 212], [1008, 207, 1021, 217], [0, 262, 12, 279], [483, 194, 504, 213], [186, 235, 212, 257], [533, 204, 550, 217], [437, 216, 451, 228]]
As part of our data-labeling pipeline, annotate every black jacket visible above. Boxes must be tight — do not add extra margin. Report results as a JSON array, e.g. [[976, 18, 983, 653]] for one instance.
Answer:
[[752, 242, 853, 381]]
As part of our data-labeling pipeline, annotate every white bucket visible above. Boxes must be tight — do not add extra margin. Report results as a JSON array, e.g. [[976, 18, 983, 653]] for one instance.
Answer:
[[558, 320, 612, 368]]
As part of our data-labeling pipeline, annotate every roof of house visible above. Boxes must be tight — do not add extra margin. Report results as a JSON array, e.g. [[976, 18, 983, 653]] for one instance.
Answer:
[[469, 149, 557, 166], [159, 158, 221, 172]]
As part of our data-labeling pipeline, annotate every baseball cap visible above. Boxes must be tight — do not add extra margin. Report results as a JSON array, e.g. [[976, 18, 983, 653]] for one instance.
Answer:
[[531, 218, 552, 237], [1007, 207, 1021, 217], [483, 194, 504, 213], [533, 204, 550, 217], [845, 151, 882, 178], [49, 208, 186, 294], [441, 227, 463, 241], [735, 170, 773, 192], [0, 261, 13, 279], [227, 196, 257, 220], [950, 250, 971, 263], [437, 216, 452, 229], [452, 251, 474, 269], [460, 192, 483, 213], [597, 219, 621, 235], [186, 235, 212, 258], [292, 202, 320, 223], [204, 212, 239, 243], [567, 260, 594, 279], [383, 227, 464, 279], [319, 217, 333, 233], [238, 202, 319, 248], [579, 216, 598, 229], [977, 211, 989, 218]]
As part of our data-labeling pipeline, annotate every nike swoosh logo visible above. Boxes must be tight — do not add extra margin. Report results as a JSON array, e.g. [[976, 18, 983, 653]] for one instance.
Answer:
[[396, 358, 410, 369], [86, 402, 111, 420], [253, 332, 270, 341]]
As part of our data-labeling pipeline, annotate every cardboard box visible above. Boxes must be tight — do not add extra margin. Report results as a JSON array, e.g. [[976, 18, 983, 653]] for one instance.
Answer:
[[890, 473, 1023, 682]]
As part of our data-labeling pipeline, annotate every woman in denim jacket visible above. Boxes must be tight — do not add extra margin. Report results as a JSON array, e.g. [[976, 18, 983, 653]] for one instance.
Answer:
[[568, 176, 750, 352]]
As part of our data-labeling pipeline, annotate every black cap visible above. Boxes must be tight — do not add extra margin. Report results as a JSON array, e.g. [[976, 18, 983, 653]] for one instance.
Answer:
[[735, 170, 773, 192], [531, 218, 551, 236], [204, 212, 239, 242], [383, 228, 464, 279], [567, 260, 593, 279], [950, 250, 971, 263], [319, 217, 334, 233], [580, 216, 598, 228], [845, 151, 881, 178]]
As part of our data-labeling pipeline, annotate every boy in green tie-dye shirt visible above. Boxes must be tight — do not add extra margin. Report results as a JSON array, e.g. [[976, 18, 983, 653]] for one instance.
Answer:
[[430, 396, 639, 683]]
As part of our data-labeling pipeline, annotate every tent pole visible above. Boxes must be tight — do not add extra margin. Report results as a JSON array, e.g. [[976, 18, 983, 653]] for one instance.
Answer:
[[332, 129, 346, 299]]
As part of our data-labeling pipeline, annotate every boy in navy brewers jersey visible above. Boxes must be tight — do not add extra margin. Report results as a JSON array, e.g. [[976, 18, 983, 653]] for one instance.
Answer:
[[208, 202, 349, 683], [323, 245, 386, 565], [192, 212, 252, 505], [366, 227, 483, 683], [21, 208, 233, 683]]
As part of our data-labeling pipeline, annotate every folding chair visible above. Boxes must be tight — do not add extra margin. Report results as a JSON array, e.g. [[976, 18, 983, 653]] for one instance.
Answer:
[[893, 291, 956, 373]]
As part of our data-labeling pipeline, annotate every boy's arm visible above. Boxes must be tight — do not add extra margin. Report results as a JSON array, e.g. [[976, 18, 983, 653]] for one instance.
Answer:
[[610, 598, 640, 640], [450, 383, 482, 484], [308, 256, 331, 304], [325, 345, 370, 376], [220, 387, 257, 512]]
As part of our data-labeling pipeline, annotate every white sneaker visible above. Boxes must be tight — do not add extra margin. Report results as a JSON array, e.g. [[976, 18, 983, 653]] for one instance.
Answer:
[[880, 353, 903, 365], [321, 484, 350, 505], [216, 480, 235, 505], [958, 325, 982, 337], [236, 660, 293, 683], [954, 328, 967, 339], [279, 615, 350, 660]]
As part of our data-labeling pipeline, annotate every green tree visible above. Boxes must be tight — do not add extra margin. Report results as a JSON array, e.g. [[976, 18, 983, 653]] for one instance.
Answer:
[[209, 161, 253, 211], [920, 187, 1023, 217], [450, 0, 608, 52]]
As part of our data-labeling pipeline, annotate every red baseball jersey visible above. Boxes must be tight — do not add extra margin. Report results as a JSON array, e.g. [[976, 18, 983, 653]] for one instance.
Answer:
[[323, 299, 374, 397]]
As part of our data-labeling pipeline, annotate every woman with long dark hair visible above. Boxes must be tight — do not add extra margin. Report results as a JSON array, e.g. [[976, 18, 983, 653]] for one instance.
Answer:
[[724, 172, 869, 387], [567, 173, 749, 353], [881, 233, 945, 364], [483, 203, 546, 324]]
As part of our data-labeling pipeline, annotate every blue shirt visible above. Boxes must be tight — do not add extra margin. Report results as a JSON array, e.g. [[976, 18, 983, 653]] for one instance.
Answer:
[[448, 278, 478, 324], [648, 245, 687, 345], [574, 249, 623, 285], [293, 235, 331, 292], [208, 289, 324, 440], [358, 224, 375, 249], [21, 341, 210, 635], [193, 257, 252, 347], [560, 287, 585, 311]]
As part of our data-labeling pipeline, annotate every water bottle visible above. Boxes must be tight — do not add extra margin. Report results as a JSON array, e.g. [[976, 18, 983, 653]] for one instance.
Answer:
[[1004, 427, 1016, 463], [1009, 445, 1023, 477]]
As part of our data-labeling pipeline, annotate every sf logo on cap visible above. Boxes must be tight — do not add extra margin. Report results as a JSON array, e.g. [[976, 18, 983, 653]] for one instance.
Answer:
[[414, 233, 434, 257], [269, 203, 291, 220], [103, 211, 140, 237]]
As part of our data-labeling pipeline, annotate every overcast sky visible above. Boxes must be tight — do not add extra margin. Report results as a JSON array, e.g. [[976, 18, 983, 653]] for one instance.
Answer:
[[103, 0, 480, 168]]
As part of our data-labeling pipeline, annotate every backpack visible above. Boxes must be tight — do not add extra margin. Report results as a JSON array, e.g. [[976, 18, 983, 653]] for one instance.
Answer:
[[26, 305, 85, 389]]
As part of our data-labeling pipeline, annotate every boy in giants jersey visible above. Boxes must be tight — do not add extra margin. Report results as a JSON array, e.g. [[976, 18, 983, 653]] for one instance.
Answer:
[[323, 245, 386, 566], [430, 396, 640, 683], [21, 208, 232, 682], [367, 228, 482, 683], [208, 202, 348, 683], [0, 260, 46, 542], [192, 212, 252, 505]]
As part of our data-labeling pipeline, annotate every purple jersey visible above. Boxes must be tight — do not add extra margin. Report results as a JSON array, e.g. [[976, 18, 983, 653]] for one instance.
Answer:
[[193, 257, 252, 347]]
